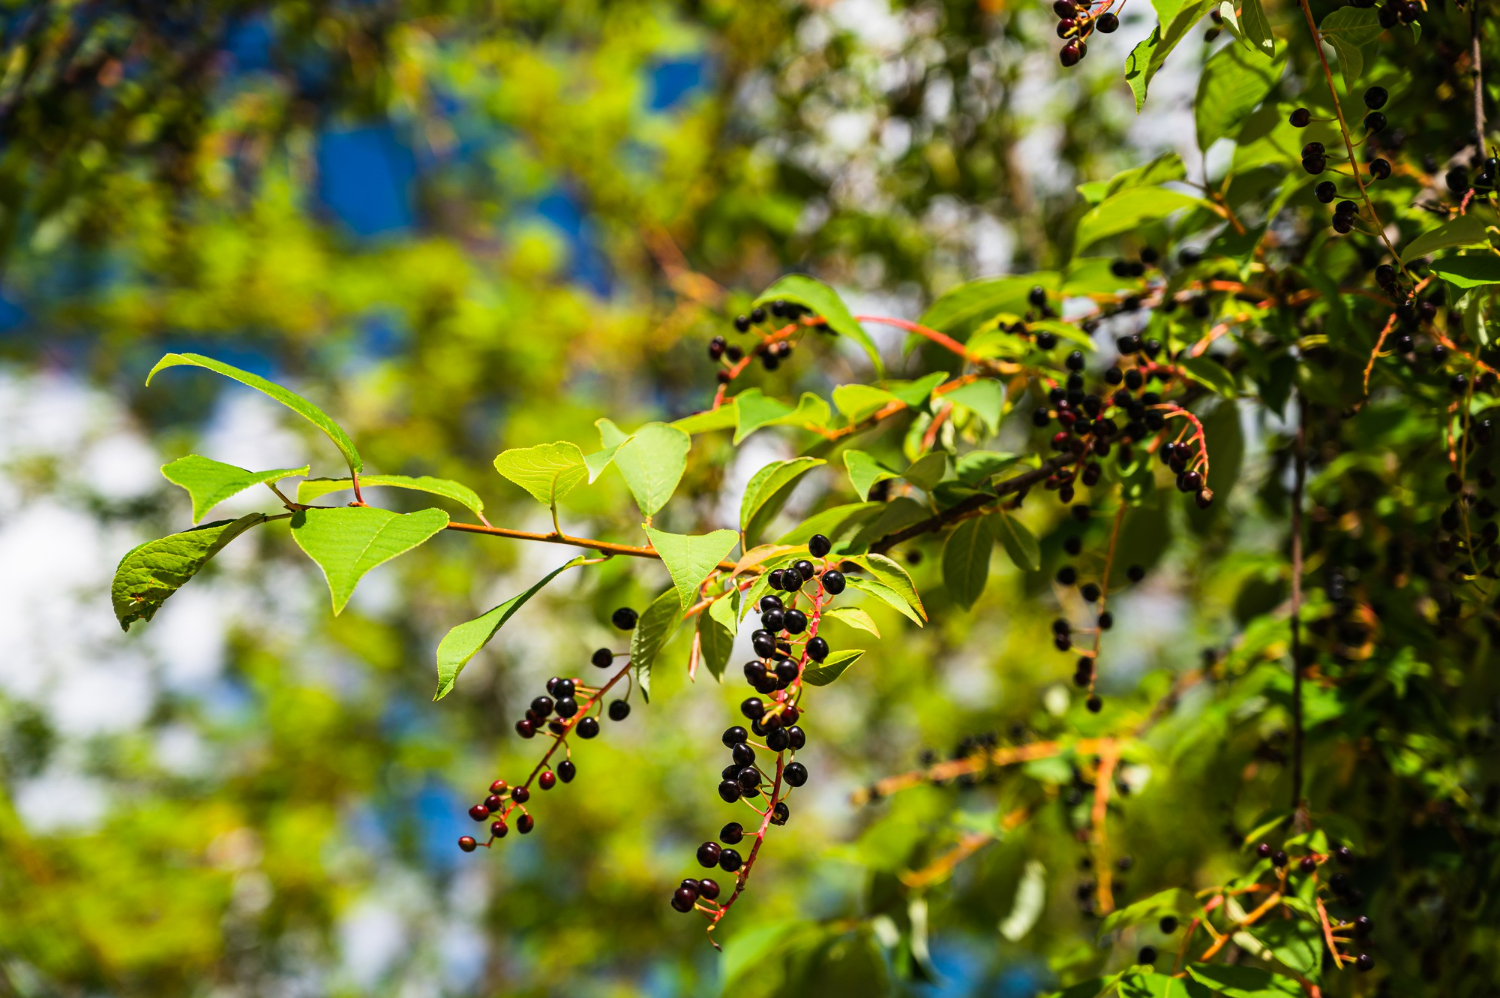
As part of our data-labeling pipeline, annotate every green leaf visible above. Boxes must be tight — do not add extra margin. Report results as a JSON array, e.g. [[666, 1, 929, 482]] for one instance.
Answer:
[[918, 276, 1055, 340], [1252, 916, 1322, 978], [291, 507, 449, 614], [1179, 356, 1239, 396], [433, 556, 589, 700], [1099, 888, 1198, 934], [112, 514, 267, 630], [844, 450, 901, 501], [1195, 43, 1285, 150], [833, 384, 903, 422], [1318, 6, 1382, 94], [956, 450, 1020, 487], [596, 417, 630, 447], [845, 576, 925, 626], [944, 378, 1006, 434], [1119, 972, 1213, 998], [754, 274, 882, 373], [1124, 0, 1218, 112], [802, 648, 865, 686], [584, 444, 623, 482], [776, 502, 883, 546], [741, 457, 825, 545], [1400, 212, 1493, 262], [846, 496, 930, 553], [942, 516, 993, 610], [1241, 0, 1275, 56], [643, 527, 739, 611], [995, 510, 1041, 572], [612, 422, 692, 519], [732, 389, 833, 443], [1075, 187, 1210, 250], [296, 474, 484, 518], [820, 605, 880, 637], [1101, 153, 1188, 200], [671, 404, 739, 436], [733, 388, 794, 442], [1185, 964, 1301, 998], [162, 455, 308, 523], [698, 593, 738, 681], [903, 452, 947, 491], [630, 588, 682, 702], [1430, 254, 1500, 288], [493, 441, 589, 508], [853, 552, 927, 621], [146, 353, 363, 474]]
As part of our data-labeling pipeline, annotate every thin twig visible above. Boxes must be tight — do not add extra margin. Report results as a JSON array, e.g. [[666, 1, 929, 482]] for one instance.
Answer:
[[1290, 394, 1308, 811]]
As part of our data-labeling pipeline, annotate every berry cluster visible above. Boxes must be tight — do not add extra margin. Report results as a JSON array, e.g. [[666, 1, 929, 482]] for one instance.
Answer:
[[1251, 839, 1376, 971], [709, 299, 818, 382], [670, 533, 846, 931], [1292, 88, 1398, 236], [1052, 0, 1119, 67], [456, 630, 636, 853]]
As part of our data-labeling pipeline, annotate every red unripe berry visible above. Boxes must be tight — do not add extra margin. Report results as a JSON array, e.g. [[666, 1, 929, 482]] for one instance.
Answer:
[[489, 780, 507, 795], [458, 835, 478, 852], [491, 820, 508, 838], [517, 813, 535, 834], [468, 805, 489, 821], [539, 770, 557, 790], [484, 794, 503, 812]]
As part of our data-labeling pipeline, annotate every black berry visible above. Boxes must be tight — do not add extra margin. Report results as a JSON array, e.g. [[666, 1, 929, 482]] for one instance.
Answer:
[[611, 607, 638, 630]]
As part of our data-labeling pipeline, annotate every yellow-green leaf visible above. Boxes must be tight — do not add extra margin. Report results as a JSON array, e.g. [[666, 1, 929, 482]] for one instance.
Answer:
[[291, 507, 449, 614], [163, 455, 308, 523]]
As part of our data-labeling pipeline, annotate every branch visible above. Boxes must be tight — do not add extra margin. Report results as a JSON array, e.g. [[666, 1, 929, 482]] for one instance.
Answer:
[[445, 520, 739, 570], [1289, 394, 1308, 812], [1293, 0, 1407, 272], [868, 456, 1075, 554], [851, 737, 1114, 805]]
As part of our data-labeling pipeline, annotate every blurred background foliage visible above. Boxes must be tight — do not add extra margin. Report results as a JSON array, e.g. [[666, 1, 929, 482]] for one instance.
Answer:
[[1, 1, 1496, 997]]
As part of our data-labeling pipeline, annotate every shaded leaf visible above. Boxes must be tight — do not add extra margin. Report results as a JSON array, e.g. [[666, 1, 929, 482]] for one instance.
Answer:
[[1400, 212, 1493, 262], [1241, 0, 1275, 56], [802, 648, 865, 686], [698, 592, 738, 681], [853, 553, 927, 620], [1195, 43, 1284, 150], [1185, 964, 1301, 998], [741, 457, 825, 545], [1179, 356, 1239, 396], [845, 575, 925, 626], [433, 556, 589, 699], [1076, 187, 1210, 250], [918, 275, 1056, 340], [1124, 0, 1219, 112], [112, 514, 267, 630], [903, 452, 947, 491], [1318, 6, 1382, 94], [942, 516, 993, 610], [995, 510, 1041, 572], [630, 587, 682, 701], [1430, 254, 1500, 289]]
